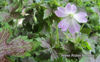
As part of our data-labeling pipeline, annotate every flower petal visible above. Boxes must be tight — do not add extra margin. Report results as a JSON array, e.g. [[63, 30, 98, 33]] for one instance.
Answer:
[[58, 19, 70, 31], [65, 3, 72, 13], [71, 4, 77, 13], [55, 7, 66, 17], [65, 3, 71, 11], [74, 12, 88, 23], [57, 7, 65, 12], [65, 3, 77, 13], [68, 20, 80, 34]]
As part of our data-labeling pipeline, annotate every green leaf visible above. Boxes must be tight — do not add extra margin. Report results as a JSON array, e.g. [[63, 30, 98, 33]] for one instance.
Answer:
[[79, 56, 95, 62], [89, 13, 99, 25], [81, 28, 91, 34], [43, 8, 51, 19]]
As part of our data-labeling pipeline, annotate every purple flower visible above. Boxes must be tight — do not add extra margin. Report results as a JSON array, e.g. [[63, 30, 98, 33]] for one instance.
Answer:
[[55, 3, 88, 34]]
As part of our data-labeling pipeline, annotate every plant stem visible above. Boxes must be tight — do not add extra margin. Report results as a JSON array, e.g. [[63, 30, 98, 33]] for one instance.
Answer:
[[56, 25, 60, 47], [80, 24, 85, 31]]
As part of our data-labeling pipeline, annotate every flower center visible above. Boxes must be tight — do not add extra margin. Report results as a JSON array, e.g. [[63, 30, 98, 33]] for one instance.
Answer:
[[68, 14, 74, 18], [64, 13, 74, 21]]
